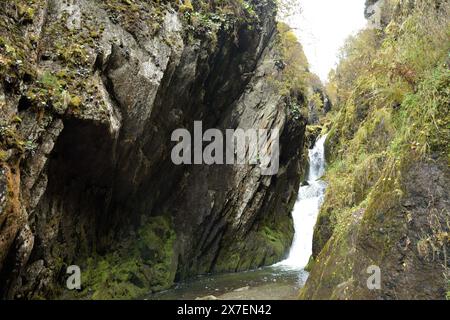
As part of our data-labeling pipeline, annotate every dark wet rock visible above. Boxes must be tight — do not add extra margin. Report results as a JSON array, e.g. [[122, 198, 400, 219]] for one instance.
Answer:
[[0, 0, 308, 299], [302, 160, 449, 300]]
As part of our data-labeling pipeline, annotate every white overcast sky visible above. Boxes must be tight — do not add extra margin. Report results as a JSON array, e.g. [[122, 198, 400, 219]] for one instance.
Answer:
[[288, 0, 367, 82]]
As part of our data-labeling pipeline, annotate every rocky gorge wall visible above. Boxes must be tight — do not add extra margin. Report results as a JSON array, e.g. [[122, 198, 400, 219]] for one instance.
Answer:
[[301, 0, 450, 300], [0, 0, 310, 299]]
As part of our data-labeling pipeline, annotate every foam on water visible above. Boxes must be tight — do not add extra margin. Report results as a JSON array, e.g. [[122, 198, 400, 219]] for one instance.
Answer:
[[275, 135, 328, 270]]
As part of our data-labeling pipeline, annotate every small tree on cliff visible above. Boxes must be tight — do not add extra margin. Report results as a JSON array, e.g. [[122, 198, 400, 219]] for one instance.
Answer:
[[277, 0, 302, 20]]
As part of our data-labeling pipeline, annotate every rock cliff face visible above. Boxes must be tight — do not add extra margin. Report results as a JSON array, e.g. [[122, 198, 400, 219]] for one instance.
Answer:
[[301, 0, 449, 300], [0, 0, 308, 299]]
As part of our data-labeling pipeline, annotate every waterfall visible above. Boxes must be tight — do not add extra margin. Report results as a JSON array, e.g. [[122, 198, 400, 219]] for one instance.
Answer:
[[151, 135, 329, 300], [276, 134, 328, 270]]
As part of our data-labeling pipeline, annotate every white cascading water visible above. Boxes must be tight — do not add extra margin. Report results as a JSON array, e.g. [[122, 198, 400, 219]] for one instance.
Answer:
[[152, 136, 328, 299], [276, 134, 328, 270]]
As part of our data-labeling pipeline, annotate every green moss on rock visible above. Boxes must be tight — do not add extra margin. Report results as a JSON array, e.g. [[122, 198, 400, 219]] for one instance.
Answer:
[[213, 215, 294, 273], [302, 2, 450, 299], [76, 216, 176, 300]]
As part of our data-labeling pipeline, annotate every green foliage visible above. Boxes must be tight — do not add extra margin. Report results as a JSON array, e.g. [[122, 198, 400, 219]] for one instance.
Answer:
[[310, 3, 450, 294], [39, 72, 59, 88], [310, 92, 324, 111], [0, 0, 105, 119], [447, 283, 450, 300], [326, 2, 449, 162], [179, 0, 260, 45], [0, 149, 7, 162], [393, 66, 449, 157], [259, 226, 285, 255], [101, 0, 174, 36], [213, 215, 293, 273], [270, 22, 311, 119], [78, 216, 176, 300], [276, 23, 309, 96], [179, 0, 194, 13]]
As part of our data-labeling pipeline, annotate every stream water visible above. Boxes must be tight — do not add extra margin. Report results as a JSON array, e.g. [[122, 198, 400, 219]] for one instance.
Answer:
[[149, 136, 328, 300]]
